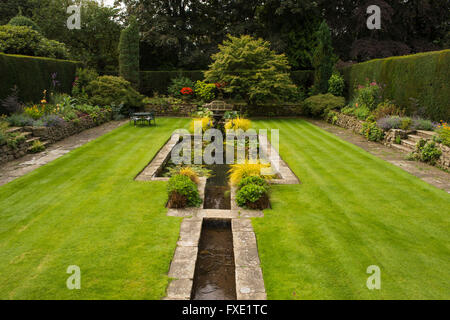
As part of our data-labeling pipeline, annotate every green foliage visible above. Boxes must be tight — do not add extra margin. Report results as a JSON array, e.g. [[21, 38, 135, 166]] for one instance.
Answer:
[[236, 184, 269, 209], [167, 174, 202, 208], [312, 21, 335, 94], [372, 100, 404, 120], [413, 139, 442, 165], [0, 25, 68, 59], [342, 49, 450, 121], [361, 120, 385, 142], [304, 93, 345, 117], [328, 73, 345, 96], [140, 71, 204, 96], [6, 132, 26, 149], [85, 76, 144, 112], [238, 176, 269, 190], [436, 123, 450, 147], [119, 17, 140, 89], [194, 81, 216, 102], [72, 68, 99, 98], [29, 140, 45, 153], [168, 76, 195, 98], [8, 15, 41, 33], [290, 70, 314, 89], [354, 80, 382, 111], [400, 117, 412, 130], [204, 35, 297, 105], [0, 53, 80, 106]]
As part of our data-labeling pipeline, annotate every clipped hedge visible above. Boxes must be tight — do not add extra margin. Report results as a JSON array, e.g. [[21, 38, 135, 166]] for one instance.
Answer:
[[341, 50, 450, 121], [140, 71, 204, 96], [0, 53, 81, 104]]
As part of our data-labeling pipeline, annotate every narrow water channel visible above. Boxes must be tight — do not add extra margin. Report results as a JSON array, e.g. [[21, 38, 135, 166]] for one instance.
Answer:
[[192, 219, 236, 300], [203, 163, 231, 209]]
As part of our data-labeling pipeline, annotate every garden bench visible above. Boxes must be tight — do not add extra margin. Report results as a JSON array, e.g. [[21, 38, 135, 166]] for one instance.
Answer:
[[130, 112, 156, 126]]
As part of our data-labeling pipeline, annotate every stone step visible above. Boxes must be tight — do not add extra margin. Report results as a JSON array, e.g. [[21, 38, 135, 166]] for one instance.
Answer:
[[5, 127, 22, 134], [407, 134, 423, 143], [25, 137, 40, 144], [391, 143, 412, 153], [416, 130, 436, 139], [20, 132, 32, 139], [401, 139, 416, 149], [42, 140, 51, 147]]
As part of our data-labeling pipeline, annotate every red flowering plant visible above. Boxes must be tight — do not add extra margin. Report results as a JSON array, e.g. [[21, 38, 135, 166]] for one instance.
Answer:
[[180, 87, 194, 95]]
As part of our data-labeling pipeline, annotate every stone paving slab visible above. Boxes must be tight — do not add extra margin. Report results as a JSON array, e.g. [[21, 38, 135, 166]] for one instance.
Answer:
[[234, 247, 261, 267], [231, 219, 253, 232], [166, 279, 193, 300], [232, 231, 257, 249], [168, 259, 196, 279], [235, 266, 266, 297]]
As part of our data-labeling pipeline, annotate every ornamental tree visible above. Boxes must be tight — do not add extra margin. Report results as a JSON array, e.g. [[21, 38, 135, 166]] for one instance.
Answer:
[[204, 34, 297, 105], [312, 20, 335, 94]]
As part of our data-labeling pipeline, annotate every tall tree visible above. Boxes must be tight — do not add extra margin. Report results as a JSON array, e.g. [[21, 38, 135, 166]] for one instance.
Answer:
[[312, 21, 335, 94], [119, 16, 140, 88]]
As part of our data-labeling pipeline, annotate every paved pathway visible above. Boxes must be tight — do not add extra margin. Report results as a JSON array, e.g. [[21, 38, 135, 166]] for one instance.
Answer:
[[309, 119, 450, 193], [0, 120, 126, 186]]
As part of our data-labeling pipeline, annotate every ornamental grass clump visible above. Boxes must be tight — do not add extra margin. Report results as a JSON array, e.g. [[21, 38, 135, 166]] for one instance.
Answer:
[[224, 117, 251, 131], [228, 162, 272, 186], [189, 117, 213, 133]]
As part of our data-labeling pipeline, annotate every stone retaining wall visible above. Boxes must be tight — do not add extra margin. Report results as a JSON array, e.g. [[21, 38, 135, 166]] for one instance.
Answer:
[[24, 111, 112, 143], [145, 103, 198, 117], [437, 144, 450, 168], [0, 110, 112, 166], [333, 112, 364, 133]]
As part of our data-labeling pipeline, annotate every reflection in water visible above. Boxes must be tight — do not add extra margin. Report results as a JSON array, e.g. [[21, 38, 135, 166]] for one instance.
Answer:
[[192, 219, 236, 300]]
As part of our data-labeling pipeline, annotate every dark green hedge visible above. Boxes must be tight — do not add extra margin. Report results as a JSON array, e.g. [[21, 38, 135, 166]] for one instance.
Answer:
[[140, 70, 204, 96], [342, 49, 450, 121], [0, 53, 80, 104]]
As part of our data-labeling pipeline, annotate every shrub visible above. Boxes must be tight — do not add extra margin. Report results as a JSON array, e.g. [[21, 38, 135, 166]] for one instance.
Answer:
[[411, 118, 436, 131], [354, 80, 382, 111], [414, 139, 442, 165], [23, 105, 45, 119], [304, 93, 345, 117], [72, 68, 99, 98], [168, 76, 195, 98], [85, 76, 144, 112], [29, 140, 45, 153], [361, 120, 385, 142], [118, 17, 140, 89], [35, 38, 68, 59], [236, 184, 270, 209], [6, 132, 26, 149], [224, 117, 252, 131], [400, 117, 412, 130], [238, 176, 269, 190], [353, 105, 370, 120], [228, 162, 271, 185], [204, 35, 297, 105], [6, 113, 34, 127], [372, 100, 404, 120], [377, 116, 402, 131], [41, 115, 66, 128], [436, 122, 450, 147], [167, 174, 202, 208], [8, 15, 41, 33], [195, 81, 216, 102], [328, 73, 345, 96]]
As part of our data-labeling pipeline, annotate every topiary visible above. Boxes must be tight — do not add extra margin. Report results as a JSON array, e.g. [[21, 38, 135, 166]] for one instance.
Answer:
[[304, 93, 345, 117], [236, 184, 270, 210], [85, 76, 144, 113], [8, 15, 41, 33], [167, 174, 202, 208]]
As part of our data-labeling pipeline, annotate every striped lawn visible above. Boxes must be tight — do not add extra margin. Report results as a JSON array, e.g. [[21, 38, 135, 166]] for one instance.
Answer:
[[0, 118, 189, 299], [252, 119, 450, 299]]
